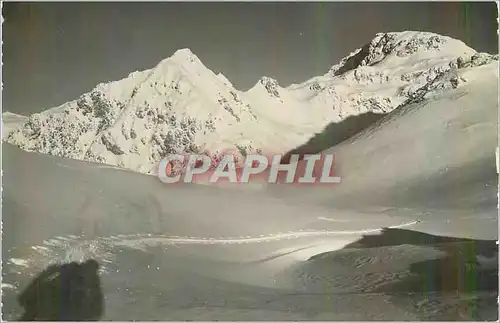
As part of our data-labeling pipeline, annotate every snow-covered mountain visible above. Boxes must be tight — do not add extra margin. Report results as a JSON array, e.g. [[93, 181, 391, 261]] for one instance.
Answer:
[[284, 56, 499, 212], [3, 31, 498, 175], [3, 30, 498, 321]]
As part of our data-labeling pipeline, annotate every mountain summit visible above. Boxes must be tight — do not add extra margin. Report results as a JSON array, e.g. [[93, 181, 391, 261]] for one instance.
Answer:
[[327, 31, 476, 76], [4, 31, 498, 175]]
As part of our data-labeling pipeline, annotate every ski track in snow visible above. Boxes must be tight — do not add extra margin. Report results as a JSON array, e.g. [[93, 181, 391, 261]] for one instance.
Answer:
[[7, 219, 420, 274], [8, 220, 420, 272], [106, 219, 420, 245]]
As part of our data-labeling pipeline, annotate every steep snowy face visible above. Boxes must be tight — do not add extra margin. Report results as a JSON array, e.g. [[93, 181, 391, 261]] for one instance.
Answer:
[[296, 58, 499, 211], [245, 31, 482, 127], [286, 31, 486, 123], [83, 48, 266, 173], [327, 31, 476, 76], [4, 31, 497, 176], [6, 49, 270, 174]]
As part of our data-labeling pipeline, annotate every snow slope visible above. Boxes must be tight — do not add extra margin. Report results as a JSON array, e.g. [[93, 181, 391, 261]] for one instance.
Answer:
[[286, 58, 498, 211], [3, 57, 499, 318], [2, 137, 497, 320], [4, 31, 496, 175], [3, 91, 498, 320], [2, 31, 498, 319], [2, 112, 28, 138], [271, 58, 498, 238]]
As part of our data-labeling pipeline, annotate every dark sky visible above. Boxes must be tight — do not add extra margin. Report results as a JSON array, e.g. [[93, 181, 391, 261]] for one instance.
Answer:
[[3, 2, 498, 115]]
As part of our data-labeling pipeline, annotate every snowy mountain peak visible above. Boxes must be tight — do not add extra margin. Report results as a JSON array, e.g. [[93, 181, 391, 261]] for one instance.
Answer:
[[328, 31, 476, 76], [4, 31, 497, 178], [172, 48, 194, 56], [259, 76, 279, 85], [121, 49, 205, 83], [169, 48, 199, 63]]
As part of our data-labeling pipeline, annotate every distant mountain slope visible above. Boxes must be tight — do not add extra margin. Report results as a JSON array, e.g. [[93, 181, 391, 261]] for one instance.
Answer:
[[287, 57, 498, 218], [4, 31, 497, 175], [2, 112, 28, 138]]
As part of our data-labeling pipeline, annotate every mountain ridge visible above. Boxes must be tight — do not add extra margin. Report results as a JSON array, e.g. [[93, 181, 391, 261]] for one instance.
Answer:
[[3, 31, 498, 175]]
